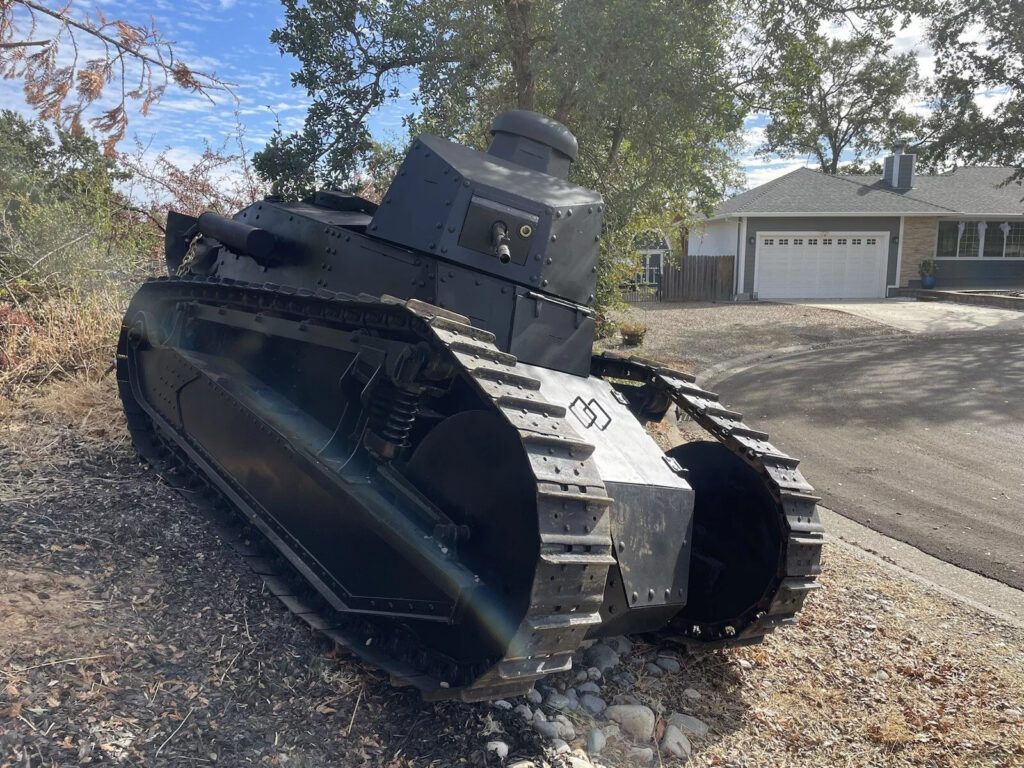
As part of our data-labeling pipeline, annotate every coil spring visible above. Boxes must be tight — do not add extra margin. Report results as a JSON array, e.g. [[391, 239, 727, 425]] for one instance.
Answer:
[[367, 381, 421, 449]]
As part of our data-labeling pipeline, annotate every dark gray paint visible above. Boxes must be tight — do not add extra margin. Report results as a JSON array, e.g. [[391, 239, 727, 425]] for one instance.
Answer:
[[927, 258, 1024, 288], [370, 133, 602, 308], [742, 216, 901, 295], [897, 155, 915, 189]]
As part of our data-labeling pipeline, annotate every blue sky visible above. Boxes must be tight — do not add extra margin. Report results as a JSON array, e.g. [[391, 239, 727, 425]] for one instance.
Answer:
[[1, 2, 1001, 192]]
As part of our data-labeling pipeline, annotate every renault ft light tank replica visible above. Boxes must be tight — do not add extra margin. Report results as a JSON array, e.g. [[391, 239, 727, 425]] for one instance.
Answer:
[[117, 110, 823, 702]]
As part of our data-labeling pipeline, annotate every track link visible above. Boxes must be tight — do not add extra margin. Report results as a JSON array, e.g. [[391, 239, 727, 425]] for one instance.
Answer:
[[117, 276, 613, 701], [591, 352, 824, 647]]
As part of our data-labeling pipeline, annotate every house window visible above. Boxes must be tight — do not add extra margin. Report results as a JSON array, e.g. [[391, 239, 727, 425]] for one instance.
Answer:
[[639, 251, 663, 284], [793, 238, 803, 245], [837, 237, 848, 245], [1006, 223, 1024, 257], [866, 237, 877, 245], [852, 238, 862, 245], [764, 238, 774, 245], [778, 238, 789, 245], [983, 222, 1006, 258], [822, 238, 832, 245], [935, 220, 1016, 257], [936, 221, 960, 257], [808, 238, 818, 245]]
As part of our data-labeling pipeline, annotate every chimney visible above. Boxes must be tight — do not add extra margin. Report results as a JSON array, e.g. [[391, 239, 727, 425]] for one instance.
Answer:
[[883, 140, 915, 189]]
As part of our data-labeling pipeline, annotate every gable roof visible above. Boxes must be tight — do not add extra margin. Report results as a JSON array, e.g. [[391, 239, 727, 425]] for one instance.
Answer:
[[711, 166, 1024, 219]]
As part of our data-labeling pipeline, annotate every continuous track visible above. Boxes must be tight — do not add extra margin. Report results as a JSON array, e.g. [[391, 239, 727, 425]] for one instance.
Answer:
[[591, 353, 824, 646], [118, 277, 823, 700], [117, 276, 614, 701]]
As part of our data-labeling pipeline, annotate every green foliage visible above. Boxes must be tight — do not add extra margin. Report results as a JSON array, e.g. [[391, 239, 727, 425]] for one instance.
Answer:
[[255, 0, 744, 310], [0, 109, 156, 297], [921, 0, 1024, 180], [755, 32, 922, 174]]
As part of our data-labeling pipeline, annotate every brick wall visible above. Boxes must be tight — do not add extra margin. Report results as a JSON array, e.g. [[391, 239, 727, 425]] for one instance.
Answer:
[[900, 216, 938, 286]]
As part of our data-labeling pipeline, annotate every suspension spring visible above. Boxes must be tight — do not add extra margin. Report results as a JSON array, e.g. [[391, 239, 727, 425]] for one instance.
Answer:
[[366, 381, 421, 454]]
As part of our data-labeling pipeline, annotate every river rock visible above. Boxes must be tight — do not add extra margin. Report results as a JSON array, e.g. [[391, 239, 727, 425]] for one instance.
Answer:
[[526, 688, 543, 705], [577, 681, 600, 695], [486, 741, 510, 760], [661, 725, 691, 759], [586, 727, 607, 754], [533, 720, 560, 739], [643, 663, 663, 677], [575, 669, 590, 683], [587, 666, 602, 681], [627, 746, 654, 763], [655, 656, 681, 673], [550, 738, 571, 754], [682, 687, 701, 702], [609, 671, 636, 687], [584, 643, 620, 673], [554, 714, 576, 740], [605, 704, 656, 742], [546, 692, 574, 712], [514, 704, 533, 721], [668, 712, 709, 738], [580, 693, 607, 716], [605, 636, 633, 655]]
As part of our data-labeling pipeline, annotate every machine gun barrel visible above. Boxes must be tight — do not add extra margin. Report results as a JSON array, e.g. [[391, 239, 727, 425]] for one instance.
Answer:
[[197, 211, 276, 263]]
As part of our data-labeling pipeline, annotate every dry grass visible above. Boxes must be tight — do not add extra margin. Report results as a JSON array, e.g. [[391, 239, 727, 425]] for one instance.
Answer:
[[0, 290, 124, 398]]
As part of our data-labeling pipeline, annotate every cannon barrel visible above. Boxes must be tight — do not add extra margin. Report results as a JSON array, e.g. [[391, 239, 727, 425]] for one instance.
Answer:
[[197, 211, 276, 263]]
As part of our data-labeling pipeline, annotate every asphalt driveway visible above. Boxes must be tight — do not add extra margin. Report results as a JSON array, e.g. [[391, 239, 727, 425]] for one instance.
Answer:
[[713, 331, 1024, 589]]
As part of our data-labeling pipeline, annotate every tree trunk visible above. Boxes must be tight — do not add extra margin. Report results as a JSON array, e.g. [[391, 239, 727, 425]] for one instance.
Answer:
[[503, 0, 534, 110]]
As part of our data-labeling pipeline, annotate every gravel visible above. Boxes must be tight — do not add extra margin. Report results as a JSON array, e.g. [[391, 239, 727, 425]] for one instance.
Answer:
[[5, 364, 1024, 768], [603, 301, 903, 374], [586, 727, 606, 754]]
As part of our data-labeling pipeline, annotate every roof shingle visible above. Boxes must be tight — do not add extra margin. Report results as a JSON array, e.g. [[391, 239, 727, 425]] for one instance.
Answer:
[[712, 166, 1024, 218]]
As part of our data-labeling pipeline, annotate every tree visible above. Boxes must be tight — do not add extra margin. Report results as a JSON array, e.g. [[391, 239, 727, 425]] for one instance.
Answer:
[[755, 31, 922, 174], [0, 0, 229, 152], [254, 0, 744, 228], [921, 0, 1024, 180]]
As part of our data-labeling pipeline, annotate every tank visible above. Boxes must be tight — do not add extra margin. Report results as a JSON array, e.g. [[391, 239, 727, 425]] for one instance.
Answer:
[[116, 111, 823, 702]]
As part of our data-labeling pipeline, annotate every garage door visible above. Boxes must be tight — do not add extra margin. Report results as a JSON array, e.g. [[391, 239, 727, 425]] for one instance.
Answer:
[[754, 232, 887, 299]]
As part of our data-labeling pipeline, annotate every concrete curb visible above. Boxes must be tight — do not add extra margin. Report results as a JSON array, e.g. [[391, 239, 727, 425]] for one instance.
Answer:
[[821, 507, 1024, 628]]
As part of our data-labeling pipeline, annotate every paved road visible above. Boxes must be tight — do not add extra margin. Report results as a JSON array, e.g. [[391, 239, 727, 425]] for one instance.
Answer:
[[714, 332, 1024, 589]]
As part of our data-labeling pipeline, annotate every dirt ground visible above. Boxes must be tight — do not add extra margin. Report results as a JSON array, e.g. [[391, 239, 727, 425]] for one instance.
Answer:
[[1, 376, 1022, 768], [601, 301, 904, 374]]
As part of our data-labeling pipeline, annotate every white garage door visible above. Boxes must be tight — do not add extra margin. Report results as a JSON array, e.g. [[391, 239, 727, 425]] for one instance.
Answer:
[[754, 232, 888, 299]]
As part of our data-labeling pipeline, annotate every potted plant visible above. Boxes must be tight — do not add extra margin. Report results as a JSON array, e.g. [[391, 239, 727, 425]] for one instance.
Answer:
[[620, 321, 647, 346], [919, 258, 937, 289]]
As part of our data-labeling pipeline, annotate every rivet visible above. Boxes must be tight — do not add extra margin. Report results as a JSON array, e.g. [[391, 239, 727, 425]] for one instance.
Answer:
[[546, 258, 553, 264], [648, 589, 655, 600], [551, 235, 557, 242], [631, 591, 638, 603]]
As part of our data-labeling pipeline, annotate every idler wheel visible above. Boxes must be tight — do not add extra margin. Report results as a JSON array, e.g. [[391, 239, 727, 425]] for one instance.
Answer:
[[666, 441, 784, 630]]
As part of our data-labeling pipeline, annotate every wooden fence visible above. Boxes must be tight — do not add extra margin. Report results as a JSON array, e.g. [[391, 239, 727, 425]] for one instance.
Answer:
[[624, 254, 735, 303]]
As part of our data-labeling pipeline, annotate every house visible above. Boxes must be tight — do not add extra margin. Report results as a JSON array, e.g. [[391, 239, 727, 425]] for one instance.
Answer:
[[688, 144, 1024, 299]]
